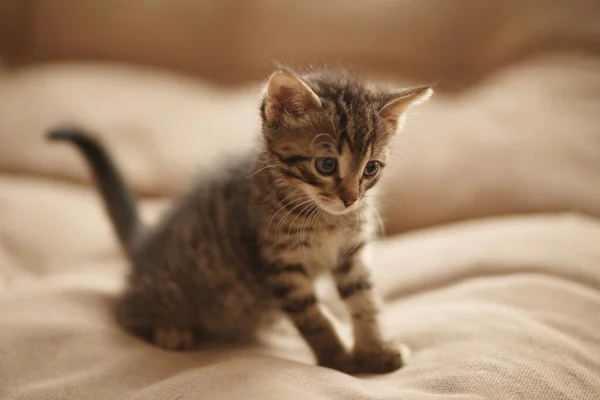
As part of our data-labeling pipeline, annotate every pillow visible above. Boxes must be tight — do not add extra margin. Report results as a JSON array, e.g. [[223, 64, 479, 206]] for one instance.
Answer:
[[380, 54, 600, 232]]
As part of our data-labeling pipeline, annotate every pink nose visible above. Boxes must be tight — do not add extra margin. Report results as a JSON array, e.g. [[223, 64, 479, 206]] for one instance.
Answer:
[[339, 189, 358, 208], [342, 198, 357, 207]]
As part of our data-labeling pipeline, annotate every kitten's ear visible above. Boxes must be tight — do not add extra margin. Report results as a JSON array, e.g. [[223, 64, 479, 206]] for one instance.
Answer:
[[264, 70, 321, 123], [379, 85, 433, 128]]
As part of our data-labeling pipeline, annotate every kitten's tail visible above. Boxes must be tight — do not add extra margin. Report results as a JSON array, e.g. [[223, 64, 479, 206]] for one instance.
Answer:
[[47, 127, 142, 254]]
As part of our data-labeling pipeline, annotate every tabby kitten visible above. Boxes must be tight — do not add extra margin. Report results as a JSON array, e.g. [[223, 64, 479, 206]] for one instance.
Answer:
[[48, 68, 432, 374]]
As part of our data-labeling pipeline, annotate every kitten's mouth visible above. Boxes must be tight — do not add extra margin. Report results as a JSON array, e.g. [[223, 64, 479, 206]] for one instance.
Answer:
[[316, 198, 358, 215], [302, 187, 359, 216]]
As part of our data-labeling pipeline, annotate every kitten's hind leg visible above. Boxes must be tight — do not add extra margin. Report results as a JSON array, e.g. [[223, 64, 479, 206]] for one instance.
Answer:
[[121, 323, 196, 350], [116, 300, 197, 351], [152, 326, 195, 351]]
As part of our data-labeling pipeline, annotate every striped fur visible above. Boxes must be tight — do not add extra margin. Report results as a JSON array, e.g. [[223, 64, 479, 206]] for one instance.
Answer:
[[50, 67, 432, 374]]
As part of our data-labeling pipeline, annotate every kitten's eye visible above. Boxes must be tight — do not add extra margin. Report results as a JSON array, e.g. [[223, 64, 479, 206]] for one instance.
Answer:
[[315, 157, 337, 175], [364, 161, 379, 177]]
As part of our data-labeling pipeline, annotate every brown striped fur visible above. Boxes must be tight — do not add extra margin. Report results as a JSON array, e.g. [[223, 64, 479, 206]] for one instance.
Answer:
[[48, 67, 432, 374]]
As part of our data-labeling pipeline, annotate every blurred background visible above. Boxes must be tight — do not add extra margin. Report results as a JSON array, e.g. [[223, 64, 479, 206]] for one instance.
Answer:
[[0, 0, 599, 235], [2, 0, 598, 89]]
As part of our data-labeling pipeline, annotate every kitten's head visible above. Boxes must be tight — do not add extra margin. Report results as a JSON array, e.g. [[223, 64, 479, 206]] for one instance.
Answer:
[[260, 68, 432, 215]]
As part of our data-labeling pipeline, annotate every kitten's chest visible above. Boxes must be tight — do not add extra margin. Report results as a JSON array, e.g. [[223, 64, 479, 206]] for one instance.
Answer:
[[306, 229, 348, 272], [274, 226, 363, 276]]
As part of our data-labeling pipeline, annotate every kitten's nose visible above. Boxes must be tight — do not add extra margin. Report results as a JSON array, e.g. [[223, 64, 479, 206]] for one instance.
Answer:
[[342, 197, 357, 207], [339, 188, 358, 208]]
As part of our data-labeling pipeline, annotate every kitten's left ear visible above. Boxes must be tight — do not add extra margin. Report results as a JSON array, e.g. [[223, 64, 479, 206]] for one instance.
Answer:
[[379, 85, 433, 128]]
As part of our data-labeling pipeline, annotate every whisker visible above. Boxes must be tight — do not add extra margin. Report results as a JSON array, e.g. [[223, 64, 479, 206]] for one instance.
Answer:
[[353, 204, 362, 234], [269, 193, 311, 226], [275, 197, 314, 241], [386, 153, 407, 170], [286, 202, 315, 246], [264, 181, 289, 202], [302, 205, 320, 262], [394, 138, 420, 168], [305, 205, 323, 260], [264, 193, 311, 238], [297, 206, 311, 259], [372, 195, 404, 209], [309, 204, 322, 229], [397, 150, 414, 169], [290, 203, 317, 260], [369, 205, 387, 243], [348, 204, 367, 253], [246, 163, 283, 179], [301, 204, 319, 237], [304, 202, 321, 234]]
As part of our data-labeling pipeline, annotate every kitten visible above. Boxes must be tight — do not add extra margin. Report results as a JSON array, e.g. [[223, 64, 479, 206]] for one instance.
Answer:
[[47, 68, 432, 374]]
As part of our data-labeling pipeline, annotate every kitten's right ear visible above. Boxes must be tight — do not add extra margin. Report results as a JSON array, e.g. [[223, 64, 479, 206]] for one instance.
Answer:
[[379, 85, 433, 128], [264, 70, 321, 123]]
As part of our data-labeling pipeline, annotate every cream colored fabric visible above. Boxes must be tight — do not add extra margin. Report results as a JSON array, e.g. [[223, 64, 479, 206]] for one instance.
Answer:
[[1, 177, 599, 399]]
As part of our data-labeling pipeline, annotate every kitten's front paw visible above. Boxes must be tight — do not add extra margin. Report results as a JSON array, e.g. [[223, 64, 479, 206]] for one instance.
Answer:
[[353, 342, 406, 374], [318, 351, 359, 374], [152, 326, 195, 351]]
